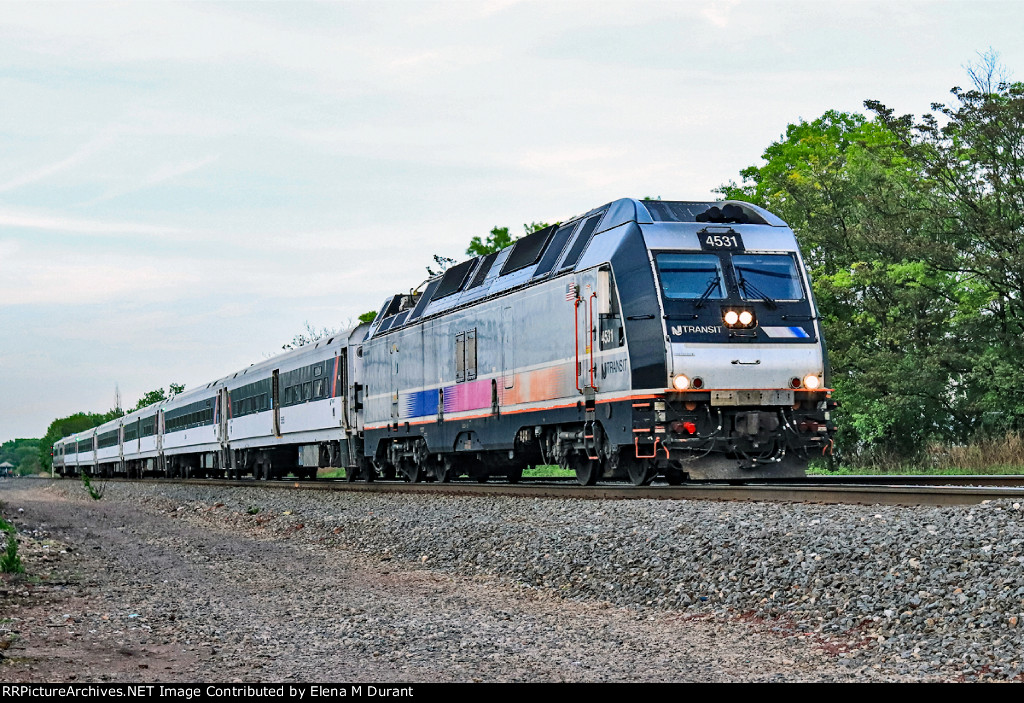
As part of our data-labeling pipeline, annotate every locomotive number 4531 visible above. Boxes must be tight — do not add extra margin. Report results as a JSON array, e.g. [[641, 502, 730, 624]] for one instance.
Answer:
[[699, 232, 744, 250]]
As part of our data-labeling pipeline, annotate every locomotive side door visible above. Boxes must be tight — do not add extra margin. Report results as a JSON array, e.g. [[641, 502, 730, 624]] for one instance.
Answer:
[[156, 408, 165, 475], [217, 386, 230, 475], [502, 306, 515, 390], [390, 341, 400, 419], [218, 386, 229, 444], [272, 369, 281, 437], [574, 274, 597, 392]]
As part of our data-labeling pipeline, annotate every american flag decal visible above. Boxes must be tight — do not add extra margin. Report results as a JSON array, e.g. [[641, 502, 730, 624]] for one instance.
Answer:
[[565, 282, 577, 300]]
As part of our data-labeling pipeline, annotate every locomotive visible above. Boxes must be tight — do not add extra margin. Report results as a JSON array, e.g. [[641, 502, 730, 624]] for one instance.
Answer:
[[53, 198, 835, 485]]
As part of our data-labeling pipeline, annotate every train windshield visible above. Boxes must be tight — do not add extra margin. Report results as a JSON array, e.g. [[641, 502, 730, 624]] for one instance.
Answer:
[[656, 254, 726, 300], [732, 254, 804, 301]]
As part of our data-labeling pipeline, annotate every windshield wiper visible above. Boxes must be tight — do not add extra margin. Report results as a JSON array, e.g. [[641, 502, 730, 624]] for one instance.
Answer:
[[738, 275, 779, 310], [693, 277, 721, 309]]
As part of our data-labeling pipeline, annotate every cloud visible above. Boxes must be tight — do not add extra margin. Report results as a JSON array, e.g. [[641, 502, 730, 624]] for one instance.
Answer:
[[0, 132, 115, 193], [82, 154, 221, 206], [700, 1, 740, 28], [0, 241, 201, 306], [0, 209, 188, 237]]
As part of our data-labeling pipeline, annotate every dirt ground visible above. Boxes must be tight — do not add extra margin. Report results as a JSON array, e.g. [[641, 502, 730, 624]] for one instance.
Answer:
[[0, 479, 909, 682]]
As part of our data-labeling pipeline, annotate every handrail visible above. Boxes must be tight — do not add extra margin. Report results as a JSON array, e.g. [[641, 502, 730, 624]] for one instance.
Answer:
[[574, 296, 582, 392], [589, 292, 598, 389]]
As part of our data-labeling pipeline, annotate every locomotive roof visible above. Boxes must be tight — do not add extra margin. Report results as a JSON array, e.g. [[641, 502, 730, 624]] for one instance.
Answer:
[[364, 198, 787, 340]]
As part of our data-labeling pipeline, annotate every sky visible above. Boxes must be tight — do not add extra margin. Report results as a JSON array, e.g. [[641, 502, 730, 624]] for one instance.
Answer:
[[2, 0, 1023, 443]]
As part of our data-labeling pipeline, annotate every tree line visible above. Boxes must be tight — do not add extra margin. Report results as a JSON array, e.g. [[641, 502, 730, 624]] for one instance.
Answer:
[[719, 52, 1024, 467], [37, 385, 184, 473]]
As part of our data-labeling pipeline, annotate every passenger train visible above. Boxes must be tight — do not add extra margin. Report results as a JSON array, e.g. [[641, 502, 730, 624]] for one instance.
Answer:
[[53, 198, 836, 485]]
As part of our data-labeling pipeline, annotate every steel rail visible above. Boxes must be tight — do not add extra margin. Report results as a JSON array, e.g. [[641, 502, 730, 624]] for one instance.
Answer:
[[85, 476, 1024, 506]]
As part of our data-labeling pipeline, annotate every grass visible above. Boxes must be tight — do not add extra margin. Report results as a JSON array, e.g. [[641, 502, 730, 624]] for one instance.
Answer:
[[809, 464, 1024, 476], [523, 465, 573, 478], [811, 433, 1024, 475], [0, 517, 23, 574], [315, 465, 573, 479]]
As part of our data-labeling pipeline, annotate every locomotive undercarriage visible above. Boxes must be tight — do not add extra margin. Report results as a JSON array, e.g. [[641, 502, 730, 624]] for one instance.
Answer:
[[629, 393, 836, 482], [361, 390, 833, 486]]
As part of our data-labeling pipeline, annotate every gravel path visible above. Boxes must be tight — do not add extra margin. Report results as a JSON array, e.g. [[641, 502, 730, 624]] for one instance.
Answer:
[[2, 478, 1021, 682]]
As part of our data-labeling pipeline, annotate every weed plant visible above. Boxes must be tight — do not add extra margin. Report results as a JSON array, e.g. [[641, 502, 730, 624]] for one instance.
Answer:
[[80, 471, 104, 500], [0, 517, 23, 574]]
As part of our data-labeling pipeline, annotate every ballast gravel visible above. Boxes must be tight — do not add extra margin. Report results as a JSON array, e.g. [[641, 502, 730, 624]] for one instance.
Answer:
[[2, 479, 1023, 682]]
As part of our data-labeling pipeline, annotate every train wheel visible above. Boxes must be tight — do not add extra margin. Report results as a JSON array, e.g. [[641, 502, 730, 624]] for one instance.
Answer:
[[664, 468, 685, 485], [572, 456, 599, 486], [403, 459, 422, 484], [626, 460, 656, 487], [435, 458, 452, 483], [506, 465, 523, 484]]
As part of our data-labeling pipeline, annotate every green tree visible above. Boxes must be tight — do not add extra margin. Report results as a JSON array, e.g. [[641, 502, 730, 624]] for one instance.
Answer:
[[281, 322, 340, 351], [466, 226, 514, 256], [718, 109, 969, 462], [426, 254, 456, 277], [465, 222, 552, 256], [0, 438, 41, 476], [133, 383, 185, 411], [39, 411, 121, 472], [721, 59, 1024, 464], [864, 62, 1024, 434]]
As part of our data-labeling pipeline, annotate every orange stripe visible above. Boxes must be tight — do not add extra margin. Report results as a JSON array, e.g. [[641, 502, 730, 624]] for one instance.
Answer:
[[364, 387, 832, 431], [365, 393, 672, 430]]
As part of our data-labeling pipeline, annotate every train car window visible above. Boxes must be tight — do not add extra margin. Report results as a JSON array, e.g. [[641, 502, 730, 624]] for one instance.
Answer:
[[558, 215, 603, 271], [314, 364, 323, 378], [731, 254, 804, 301], [313, 379, 325, 398], [302, 382, 312, 401], [499, 225, 556, 276], [466, 329, 478, 381], [466, 252, 499, 289], [656, 254, 726, 300], [432, 258, 477, 301], [455, 332, 466, 383], [532, 222, 577, 278]]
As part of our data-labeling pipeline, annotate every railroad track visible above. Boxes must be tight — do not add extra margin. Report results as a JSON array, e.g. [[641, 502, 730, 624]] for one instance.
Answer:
[[63, 474, 1024, 507]]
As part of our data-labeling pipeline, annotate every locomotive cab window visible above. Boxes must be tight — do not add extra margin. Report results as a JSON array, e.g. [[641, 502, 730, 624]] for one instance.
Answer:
[[731, 254, 804, 301], [656, 254, 726, 300]]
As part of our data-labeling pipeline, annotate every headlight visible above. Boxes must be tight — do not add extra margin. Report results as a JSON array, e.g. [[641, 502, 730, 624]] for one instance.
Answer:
[[723, 309, 756, 328], [673, 374, 690, 390], [803, 374, 821, 390]]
